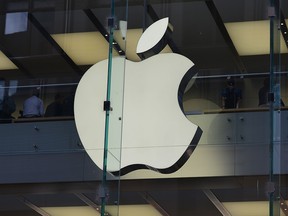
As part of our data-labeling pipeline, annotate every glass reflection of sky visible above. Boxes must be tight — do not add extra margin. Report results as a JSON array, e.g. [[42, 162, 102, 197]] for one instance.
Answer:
[[0, 80, 18, 102], [5, 12, 28, 35], [0, 81, 4, 101], [8, 80, 18, 97]]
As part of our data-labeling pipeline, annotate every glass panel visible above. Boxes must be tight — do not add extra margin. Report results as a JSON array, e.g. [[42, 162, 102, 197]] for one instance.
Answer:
[[270, 0, 285, 215], [269, 3, 279, 192], [279, 0, 288, 207], [106, 56, 126, 174], [102, 2, 128, 216], [0, 0, 288, 215]]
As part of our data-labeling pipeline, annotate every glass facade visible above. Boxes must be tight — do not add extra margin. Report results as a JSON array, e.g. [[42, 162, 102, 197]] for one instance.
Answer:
[[0, 0, 287, 215]]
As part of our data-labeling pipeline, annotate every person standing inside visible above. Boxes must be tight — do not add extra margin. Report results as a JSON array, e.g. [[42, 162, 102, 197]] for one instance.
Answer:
[[23, 88, 44, 118], [258, 77, 269, 107], [221, 79, 242, 109], [44, 93, 63, 117], [0, 78, 16, 120]]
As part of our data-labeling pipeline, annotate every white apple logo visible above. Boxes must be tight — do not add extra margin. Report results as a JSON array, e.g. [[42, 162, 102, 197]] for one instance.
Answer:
[[74, 17, 202, 176]]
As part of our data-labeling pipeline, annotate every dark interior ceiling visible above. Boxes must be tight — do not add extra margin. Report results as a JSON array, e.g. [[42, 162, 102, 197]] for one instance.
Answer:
[[0, 0, 287, 81]]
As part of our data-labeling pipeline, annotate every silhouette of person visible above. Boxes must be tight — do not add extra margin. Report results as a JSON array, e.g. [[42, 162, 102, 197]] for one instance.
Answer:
[[45, 93, 63, 117], [258, 77, 269, 107], [62, 87, 76, 116], [0, 78, 16, 121], [23, 88, 44, 117], [221, 79, 242, 109]]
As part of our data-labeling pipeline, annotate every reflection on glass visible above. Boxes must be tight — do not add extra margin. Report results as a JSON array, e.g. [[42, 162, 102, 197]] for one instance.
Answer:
[[5, 12, 28, 35]]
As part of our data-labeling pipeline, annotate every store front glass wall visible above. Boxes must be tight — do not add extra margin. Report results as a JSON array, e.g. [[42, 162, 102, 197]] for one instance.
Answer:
[[0, 0, 287, 216]]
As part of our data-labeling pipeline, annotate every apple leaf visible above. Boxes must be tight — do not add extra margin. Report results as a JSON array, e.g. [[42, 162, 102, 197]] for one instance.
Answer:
[[136, 17, 169, 54]]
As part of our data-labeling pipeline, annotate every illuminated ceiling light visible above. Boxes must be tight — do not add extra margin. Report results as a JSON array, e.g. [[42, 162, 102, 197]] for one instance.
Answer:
[[281, 22, 284, 25], [223, 201, 270, 216], [41, 206, 100, 216], [225, 19, 288, 55], [0, 51, 18, 70], [51, 32, 119, 65], [51, 29, 173, 65], [42, 205, 162, 216]]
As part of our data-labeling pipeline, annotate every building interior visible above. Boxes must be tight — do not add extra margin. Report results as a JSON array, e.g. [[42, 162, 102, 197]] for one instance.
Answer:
[[0, 0, 288, 215]]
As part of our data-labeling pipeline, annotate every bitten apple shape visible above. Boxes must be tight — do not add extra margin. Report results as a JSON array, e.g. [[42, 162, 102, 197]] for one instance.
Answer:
[[74, 18, 202, 176]]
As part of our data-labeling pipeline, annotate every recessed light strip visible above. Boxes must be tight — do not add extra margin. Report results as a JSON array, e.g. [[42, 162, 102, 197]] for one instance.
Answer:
[[280, 195, 288, 216], [280, 13, 288, 48]]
